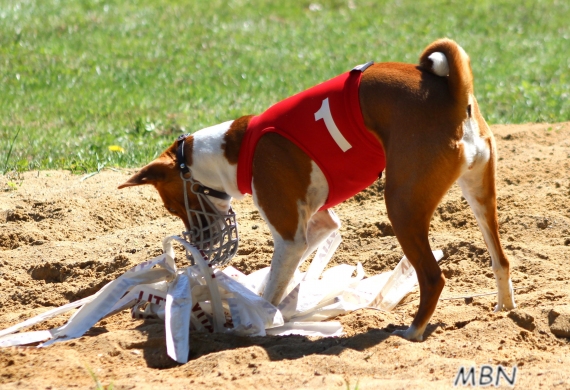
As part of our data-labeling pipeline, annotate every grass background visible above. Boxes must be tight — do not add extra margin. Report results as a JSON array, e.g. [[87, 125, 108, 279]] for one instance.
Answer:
[[1, 0, 569, 173]]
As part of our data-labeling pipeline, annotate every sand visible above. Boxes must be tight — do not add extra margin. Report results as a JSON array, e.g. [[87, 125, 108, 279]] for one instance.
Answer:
[[1, 122, 569, 389]]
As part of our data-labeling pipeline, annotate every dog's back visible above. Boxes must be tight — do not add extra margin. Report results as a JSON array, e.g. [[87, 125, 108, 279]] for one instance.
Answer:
[[359, 39, 477, 147]]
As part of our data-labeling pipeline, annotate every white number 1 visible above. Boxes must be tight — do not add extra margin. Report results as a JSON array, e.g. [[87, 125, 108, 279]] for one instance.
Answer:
[[314, 98, 352, 152]]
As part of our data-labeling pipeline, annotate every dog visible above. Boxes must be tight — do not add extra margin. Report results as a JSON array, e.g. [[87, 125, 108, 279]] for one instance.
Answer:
[[119, 38, 516, 341]]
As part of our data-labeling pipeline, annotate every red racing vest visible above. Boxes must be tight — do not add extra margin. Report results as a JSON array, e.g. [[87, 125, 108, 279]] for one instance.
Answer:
[[237, 64, 386, 210]]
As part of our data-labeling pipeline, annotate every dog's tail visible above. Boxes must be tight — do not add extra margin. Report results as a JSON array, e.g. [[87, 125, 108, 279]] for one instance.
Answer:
[[419, 38, 473, 108]]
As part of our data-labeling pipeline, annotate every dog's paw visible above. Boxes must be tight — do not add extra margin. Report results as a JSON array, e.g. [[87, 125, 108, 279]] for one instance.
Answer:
[[494, 280, 516, 312], [391, 326, 424, 342], [494, 291, 516, 312], [494, 301, 517, 312]]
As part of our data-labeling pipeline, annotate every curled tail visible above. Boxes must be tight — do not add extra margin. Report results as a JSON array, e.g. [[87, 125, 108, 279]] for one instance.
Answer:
[[419, 38, 473, 109]]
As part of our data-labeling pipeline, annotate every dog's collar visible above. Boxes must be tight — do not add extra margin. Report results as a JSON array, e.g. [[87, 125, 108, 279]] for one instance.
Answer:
[[176, 134, 232, 201]]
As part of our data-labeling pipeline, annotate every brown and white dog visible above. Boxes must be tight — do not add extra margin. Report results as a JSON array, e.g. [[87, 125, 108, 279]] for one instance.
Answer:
[[119, 38, 516, 341]]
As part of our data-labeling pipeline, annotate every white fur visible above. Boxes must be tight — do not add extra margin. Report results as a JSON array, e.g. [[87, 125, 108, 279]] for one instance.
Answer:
[[457, 110, 516, 313], [459, 96, 489, 172], [252, 189, 306, 304], [255, 162, 340, 305], [428, 52, 449, 77], [458, 178, 516, 311], [190, 120, 246, 208], [392, 325, 423, 341], [306, 161, 329, 210], [458, 169, 516, 313]]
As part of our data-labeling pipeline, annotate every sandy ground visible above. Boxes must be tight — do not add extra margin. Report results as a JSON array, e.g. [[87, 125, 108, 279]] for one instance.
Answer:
[[1, 122, 569, 389]]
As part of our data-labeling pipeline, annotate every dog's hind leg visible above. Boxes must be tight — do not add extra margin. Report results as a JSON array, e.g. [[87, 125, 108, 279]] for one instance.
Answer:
[[385, 185, 448, 342], [457, 119, 515, 312], [383, 134, 464, 341]]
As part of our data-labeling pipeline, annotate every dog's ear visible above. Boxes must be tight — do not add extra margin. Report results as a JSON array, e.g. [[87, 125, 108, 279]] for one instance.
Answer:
[[118, 160, 172, 189]]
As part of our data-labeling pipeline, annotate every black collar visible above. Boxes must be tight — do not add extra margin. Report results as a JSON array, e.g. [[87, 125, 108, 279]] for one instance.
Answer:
[[176, 134, 232, 201], [176, 134, 192, 175]]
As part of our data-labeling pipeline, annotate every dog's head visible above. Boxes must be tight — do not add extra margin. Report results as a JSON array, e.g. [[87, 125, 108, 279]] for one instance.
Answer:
[[118, 141, 200, 231], [118, 138, 239, 266]]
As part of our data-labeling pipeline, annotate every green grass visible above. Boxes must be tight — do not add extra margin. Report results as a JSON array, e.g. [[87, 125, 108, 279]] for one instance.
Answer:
[[1, 0, 569, 172], [86, 363, 114, 390]]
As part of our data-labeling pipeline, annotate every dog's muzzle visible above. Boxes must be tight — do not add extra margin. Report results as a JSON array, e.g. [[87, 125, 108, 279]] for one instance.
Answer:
[[180, 172, 239, 267], [175, 133, 238, 267]]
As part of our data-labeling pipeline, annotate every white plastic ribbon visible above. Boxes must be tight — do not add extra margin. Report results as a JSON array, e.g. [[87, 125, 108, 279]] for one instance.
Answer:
[[303, 230, 342, 281], [0, 330, 53, 347], [42, 254, 175, 347], [165, 272, 192, 363], [216, 271, 283, 333], [0, 230, 445, 362], [0, 295, 95, 339], [370, 250, 444, 311], [266, 321, 344, 337], [164, 236, 226, 333]]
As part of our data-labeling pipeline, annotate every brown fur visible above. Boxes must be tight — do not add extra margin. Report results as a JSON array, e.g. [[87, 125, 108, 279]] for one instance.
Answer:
[[222, 115, 253, 165], [252, 133, 314, 241], [118, 143, 198, 231]]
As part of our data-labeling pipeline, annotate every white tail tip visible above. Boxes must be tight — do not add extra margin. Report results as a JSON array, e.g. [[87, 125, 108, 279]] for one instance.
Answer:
[[428, 52, 449, 76]]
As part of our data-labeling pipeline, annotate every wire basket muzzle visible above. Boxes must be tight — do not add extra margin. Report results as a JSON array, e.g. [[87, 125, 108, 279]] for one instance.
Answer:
[[182, 209, 238, 267], [181, 175, 239, 267]]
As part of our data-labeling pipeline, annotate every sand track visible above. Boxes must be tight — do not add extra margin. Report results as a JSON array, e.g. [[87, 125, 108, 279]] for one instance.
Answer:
[[1, 122, 569, 389]]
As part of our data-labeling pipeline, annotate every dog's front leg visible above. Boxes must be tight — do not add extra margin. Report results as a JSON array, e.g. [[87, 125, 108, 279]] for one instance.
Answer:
[[262, 233, 309, 305], [263, 209, 341, 305], [250, 134, 329, 305], [262, 209, 341, 306]]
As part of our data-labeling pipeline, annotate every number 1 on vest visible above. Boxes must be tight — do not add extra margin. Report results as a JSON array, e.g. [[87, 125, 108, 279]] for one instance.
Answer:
[[314, 98, 352, 152]]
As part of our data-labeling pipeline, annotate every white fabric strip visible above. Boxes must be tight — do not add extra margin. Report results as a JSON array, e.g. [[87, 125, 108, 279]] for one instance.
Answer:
[[0, 230, 445, 360], [165, 272, 192, 363]]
